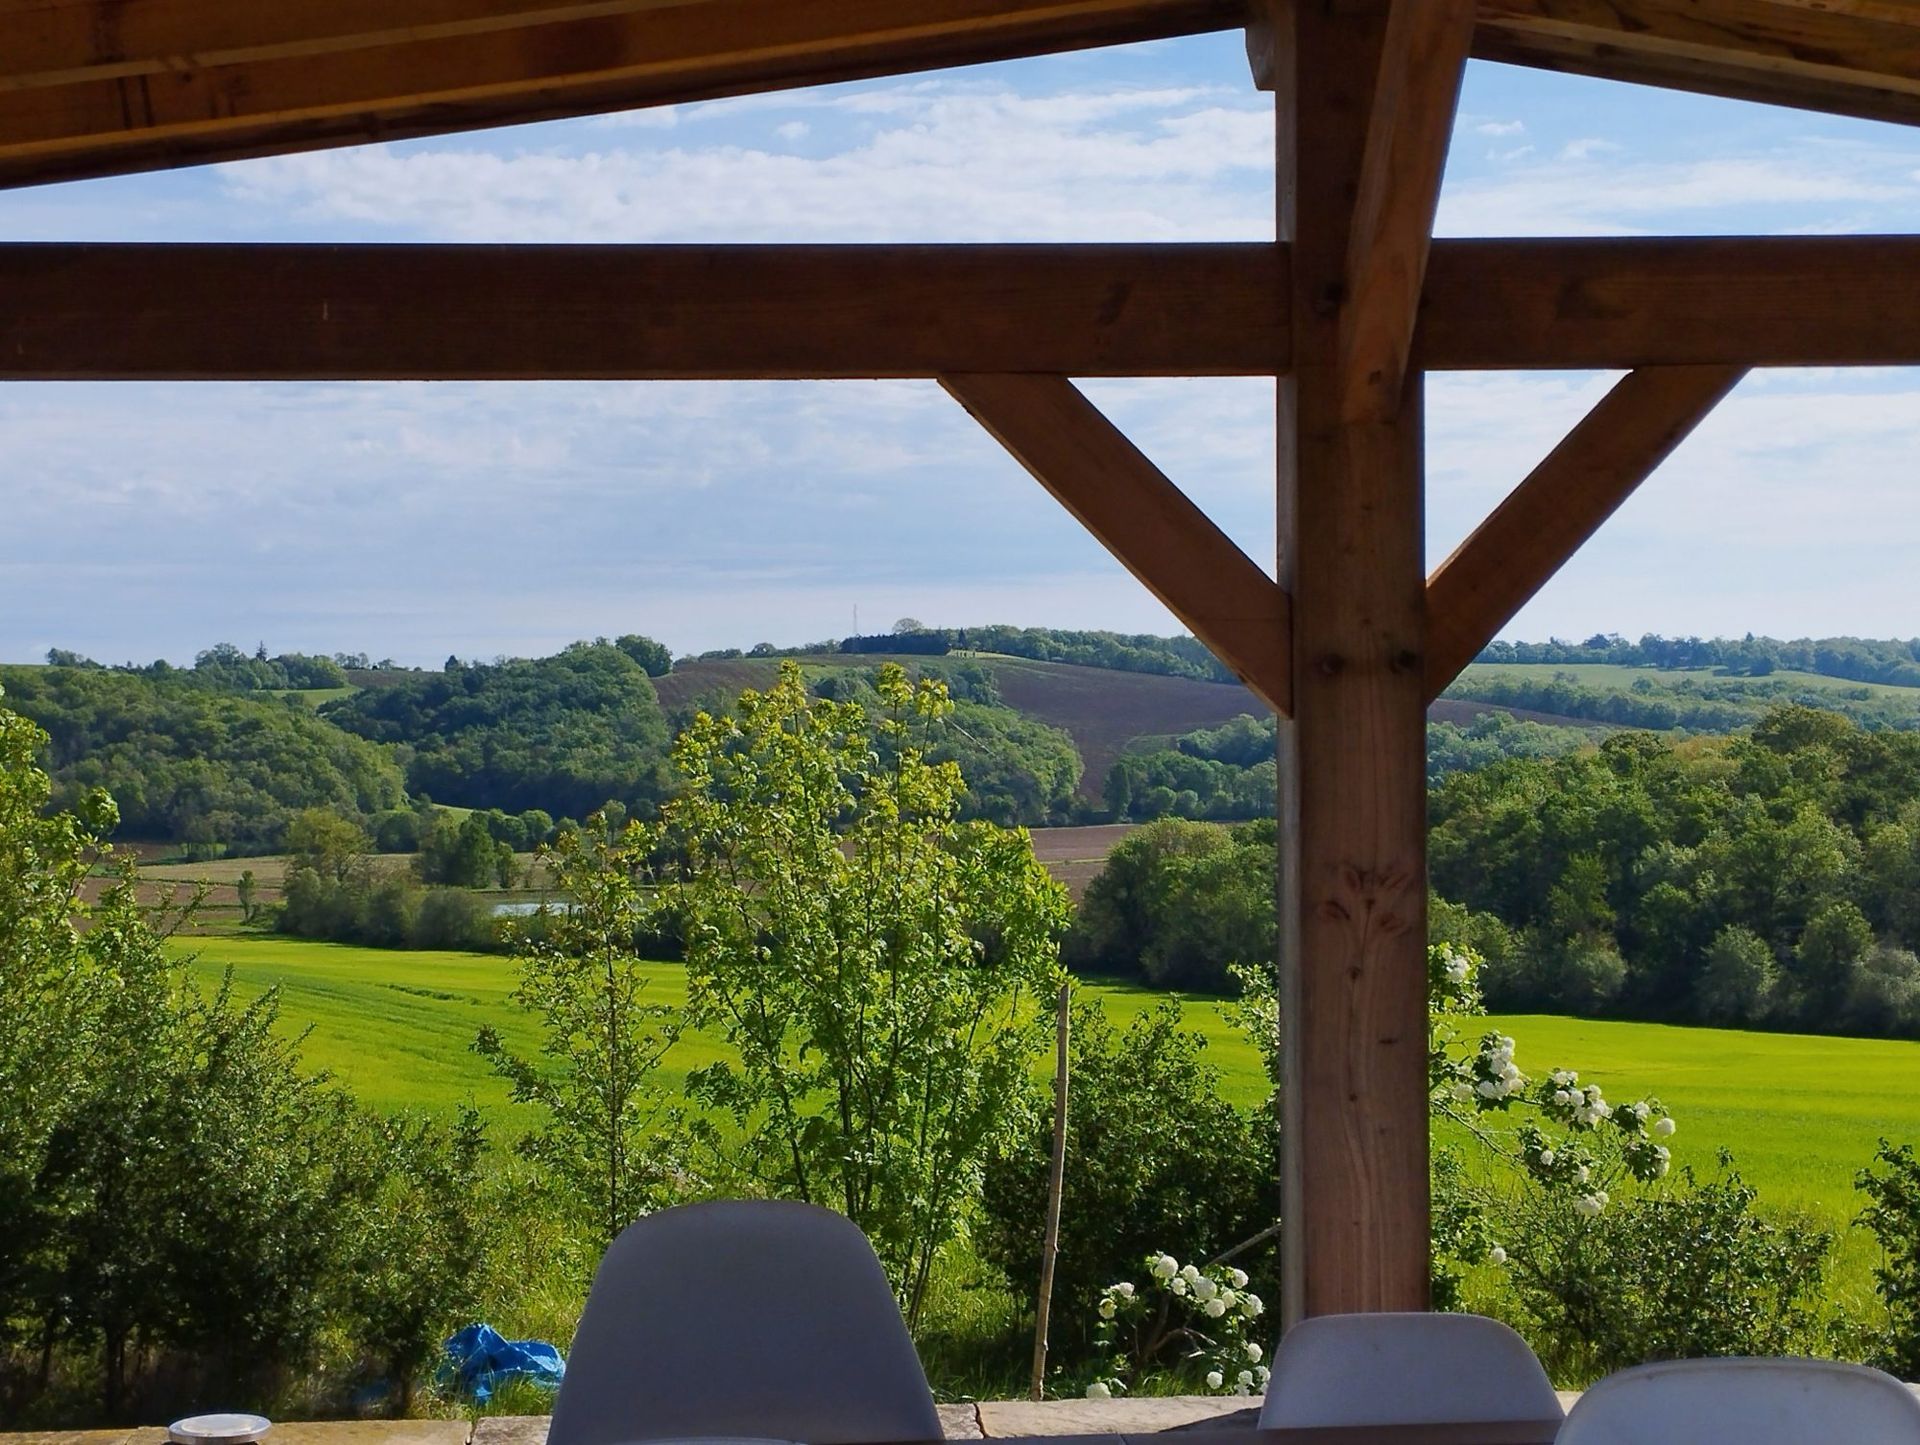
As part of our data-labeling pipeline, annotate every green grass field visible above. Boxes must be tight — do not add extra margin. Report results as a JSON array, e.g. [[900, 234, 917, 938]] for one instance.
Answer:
[[181, 934, 1920, 1239]]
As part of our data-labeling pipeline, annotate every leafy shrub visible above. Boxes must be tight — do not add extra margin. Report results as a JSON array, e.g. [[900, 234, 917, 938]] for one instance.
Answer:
[[342, 1110, 491, 1412], [977, 999, 1279, 1358], [1497, 1155, 1831, 1383], [0, 694, 492, 1422], [1855, 1139, 1920, 1378]]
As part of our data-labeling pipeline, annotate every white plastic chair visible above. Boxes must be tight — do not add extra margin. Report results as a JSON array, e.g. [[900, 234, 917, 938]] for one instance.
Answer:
[[1259, 1312, 1564, 1428], [1555, 1357, 1920, 1445], [547, 1200, 942, 1445]]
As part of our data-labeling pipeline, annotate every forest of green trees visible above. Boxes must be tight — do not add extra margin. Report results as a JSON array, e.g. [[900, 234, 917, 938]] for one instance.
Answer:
[[1074, 705, 1920, 1041]]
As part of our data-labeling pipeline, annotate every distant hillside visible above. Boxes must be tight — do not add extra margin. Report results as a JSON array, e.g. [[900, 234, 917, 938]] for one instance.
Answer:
[[24, 627, 1920, 850], [658, 652, 1261, 799]]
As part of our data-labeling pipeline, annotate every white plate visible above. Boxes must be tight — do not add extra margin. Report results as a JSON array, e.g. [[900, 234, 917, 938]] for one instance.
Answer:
[[168, 1414, 272, 1444]]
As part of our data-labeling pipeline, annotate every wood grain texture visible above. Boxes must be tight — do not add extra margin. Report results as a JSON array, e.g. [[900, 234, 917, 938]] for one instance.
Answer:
[[0, 0, 1244, 188], [1419, 236, 1920, 370], [1337, 0, 1474, 423], [0, 242, 1287, 380], [941, 372, 1291, 714], [1273, 0, 1432, 1325], [1475, 0, 1920, 129], [1424, 365, 1745, 699]]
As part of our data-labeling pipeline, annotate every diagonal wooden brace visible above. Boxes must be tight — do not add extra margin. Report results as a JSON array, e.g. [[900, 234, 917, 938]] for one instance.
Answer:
[[940, 372, 1292, 716], [1425, 364, 1747, 699]]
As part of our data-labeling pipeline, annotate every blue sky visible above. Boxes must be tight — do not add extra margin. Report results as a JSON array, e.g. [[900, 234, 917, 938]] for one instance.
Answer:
[[7, 32, 1920, 666]]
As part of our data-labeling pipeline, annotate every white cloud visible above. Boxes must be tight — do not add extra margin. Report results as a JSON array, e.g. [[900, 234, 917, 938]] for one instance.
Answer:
[[1475, 119, 1526, 137], [1558, 137, 1621, 161], [218, 81, 1273, 242], [1440, 141, 1920, 235]]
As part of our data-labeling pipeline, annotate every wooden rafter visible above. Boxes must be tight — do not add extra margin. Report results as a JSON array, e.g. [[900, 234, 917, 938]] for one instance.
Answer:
[[1477, 0, 1920, 131], [0, 0, 1243, 189], [1420, 237, 1920, 371], [13, 0, 1920, 190], [939, 372, 1292, 715], [1424, 364, 1746, 699], [1338, 0, 1475, 423], [0, 242, 1286, 380]]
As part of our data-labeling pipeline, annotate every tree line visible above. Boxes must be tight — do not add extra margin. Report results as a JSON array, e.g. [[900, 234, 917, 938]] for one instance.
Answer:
[[1077, 705, 1920, 1041], [1478, 631, 1920, 687]]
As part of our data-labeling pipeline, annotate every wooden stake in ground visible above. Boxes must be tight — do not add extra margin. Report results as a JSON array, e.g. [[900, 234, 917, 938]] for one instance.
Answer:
[[1030, 980, 1073, 1399]]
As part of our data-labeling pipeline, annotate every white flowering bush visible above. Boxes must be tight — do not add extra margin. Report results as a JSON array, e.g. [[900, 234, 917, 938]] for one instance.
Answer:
[[1429, 942, 1673, 1231], [1426, 942, 1830, 1379], [1079, 1253, 1272, 1399]]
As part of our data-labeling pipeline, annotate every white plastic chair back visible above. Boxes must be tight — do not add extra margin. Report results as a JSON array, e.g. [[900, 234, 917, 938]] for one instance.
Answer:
[[548, 1200, 941, 1445], [1555, 1357, 1920, 1445], [1259, 1312, 1563, 1427]]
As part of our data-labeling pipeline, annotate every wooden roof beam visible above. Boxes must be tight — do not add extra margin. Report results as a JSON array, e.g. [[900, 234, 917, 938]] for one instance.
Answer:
[[19, 236, 1920, 378], [940, 372, 1292, 715], [0, 242, 1287, 380], [1337, 0, 1475, 423], [0, 0, 1246, 190], [1420, 236, 1920, 370], [1424, 364, 1746, 699], [1476, 0, 1920, 131]]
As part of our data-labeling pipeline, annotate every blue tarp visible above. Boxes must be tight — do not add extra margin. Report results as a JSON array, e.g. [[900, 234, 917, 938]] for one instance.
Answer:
[[442, 1324, 566, 1404]]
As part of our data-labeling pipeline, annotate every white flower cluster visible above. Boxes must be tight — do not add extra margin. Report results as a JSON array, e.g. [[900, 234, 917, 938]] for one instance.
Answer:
[[1091, 1254, 1271, 1398], [1469, 1033, 1526, 1104], [1541, 1070, 1612, 1129]]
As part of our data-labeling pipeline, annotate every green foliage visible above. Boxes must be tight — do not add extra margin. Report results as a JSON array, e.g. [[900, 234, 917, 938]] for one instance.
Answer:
[[0, 664, 405, 850], [342, 1109, 490, 1413], [1427, 713, 1596, 782], [1066, 819, 1274, 991], [325, 641, 671, 819], [1429, 706, 1920, 1036], [186, 643, 350, 693], [928, 700, 1082, 826], [1497, 1157, 1831, 1384], [416, 810, 516, 889], [1695, 925, 1777, 1025], [278, 842, 499, 954], [668, 662, 1070, 1323], [977, 999, 1278, 1362], [1101, 709, 1587, 826], [613, 634, 673, 677], [0, 695, 488, 1421], [1855, 1139, 1920, 1379], [1080, 1255, 1270, 1400], [945, 626, 1236, 683], [474, 817, 686, 1258], [1422, 944, 1830, 1385], [1480, 632, 1920, 689]]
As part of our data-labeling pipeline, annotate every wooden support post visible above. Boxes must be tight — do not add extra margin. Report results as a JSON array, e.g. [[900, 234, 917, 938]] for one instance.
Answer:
[[1424, 365, 1745, 698], [1272, 0, 1431, 1325], [941, 372, 1292, 714], [1338, 0, 1475, 422]]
